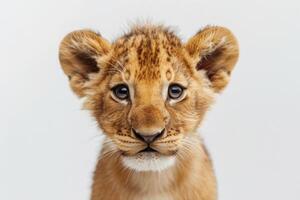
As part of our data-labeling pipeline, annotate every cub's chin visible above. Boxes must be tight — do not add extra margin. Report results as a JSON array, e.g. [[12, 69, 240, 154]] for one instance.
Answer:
[[121, 149, 176, 172]]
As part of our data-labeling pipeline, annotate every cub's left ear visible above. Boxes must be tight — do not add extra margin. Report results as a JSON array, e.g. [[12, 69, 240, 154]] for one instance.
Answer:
[[185, 26, 239, 92]]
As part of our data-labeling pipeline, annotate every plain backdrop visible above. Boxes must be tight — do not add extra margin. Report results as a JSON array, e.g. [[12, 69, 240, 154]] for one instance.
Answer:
[[1, 0, 299, 199]]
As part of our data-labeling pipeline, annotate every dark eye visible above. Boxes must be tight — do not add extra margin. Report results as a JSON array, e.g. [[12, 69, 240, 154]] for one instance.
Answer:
[[168, 84, 184, 99], [112, 84, 129, 100]]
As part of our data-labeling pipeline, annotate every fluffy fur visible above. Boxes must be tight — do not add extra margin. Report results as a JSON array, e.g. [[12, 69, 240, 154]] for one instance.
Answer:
[[59, 23, 239, 200]]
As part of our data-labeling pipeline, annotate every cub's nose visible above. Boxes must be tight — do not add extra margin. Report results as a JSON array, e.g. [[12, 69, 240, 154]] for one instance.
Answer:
[[132, 128, 164, 144]]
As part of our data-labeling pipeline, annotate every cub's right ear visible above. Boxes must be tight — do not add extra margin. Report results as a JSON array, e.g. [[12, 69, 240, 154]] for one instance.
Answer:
[[59, 30, 111, 97]]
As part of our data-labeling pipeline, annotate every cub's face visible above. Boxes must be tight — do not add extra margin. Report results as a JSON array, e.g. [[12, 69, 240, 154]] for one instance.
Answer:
[[59, 25, 239, 171]]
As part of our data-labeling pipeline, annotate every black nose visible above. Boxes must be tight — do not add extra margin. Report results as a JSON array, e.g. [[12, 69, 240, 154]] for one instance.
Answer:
[[132, 129, 164, 144]]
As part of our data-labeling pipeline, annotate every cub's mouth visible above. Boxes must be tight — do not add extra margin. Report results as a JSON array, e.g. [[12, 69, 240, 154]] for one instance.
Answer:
[[139, 146, 157, 153], [121, 144, 177, 172], [117, 128, 181, 171]]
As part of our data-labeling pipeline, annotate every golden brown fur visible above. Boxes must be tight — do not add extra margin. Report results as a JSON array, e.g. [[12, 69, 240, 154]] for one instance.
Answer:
[[59, 23, 239, 200]]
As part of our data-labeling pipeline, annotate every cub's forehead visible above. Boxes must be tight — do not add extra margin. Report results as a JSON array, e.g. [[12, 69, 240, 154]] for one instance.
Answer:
[[108, 26, 186, 81]]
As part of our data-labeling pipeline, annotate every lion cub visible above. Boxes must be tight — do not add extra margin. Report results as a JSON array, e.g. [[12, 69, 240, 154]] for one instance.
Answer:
[[59, 24, 239, 200]]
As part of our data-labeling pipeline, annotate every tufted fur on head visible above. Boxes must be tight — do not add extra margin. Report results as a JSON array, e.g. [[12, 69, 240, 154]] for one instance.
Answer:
[[59, 23, 239, 200]]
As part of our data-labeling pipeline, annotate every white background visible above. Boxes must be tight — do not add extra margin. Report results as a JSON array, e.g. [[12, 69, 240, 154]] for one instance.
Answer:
[[1, 0, 299, 199]]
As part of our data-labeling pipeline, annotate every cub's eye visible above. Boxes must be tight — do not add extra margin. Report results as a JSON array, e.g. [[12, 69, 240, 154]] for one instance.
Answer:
[[112, 84, 129, 100], [168, 84, 184, 99]]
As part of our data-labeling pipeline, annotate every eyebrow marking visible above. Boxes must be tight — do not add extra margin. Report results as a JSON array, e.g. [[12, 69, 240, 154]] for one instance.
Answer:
[[125, 70, 130, 81], [166, 70, 172, 81]]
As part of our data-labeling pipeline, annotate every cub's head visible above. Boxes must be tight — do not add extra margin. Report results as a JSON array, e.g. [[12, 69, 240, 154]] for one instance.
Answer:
[[59, 24, 239, 172]]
